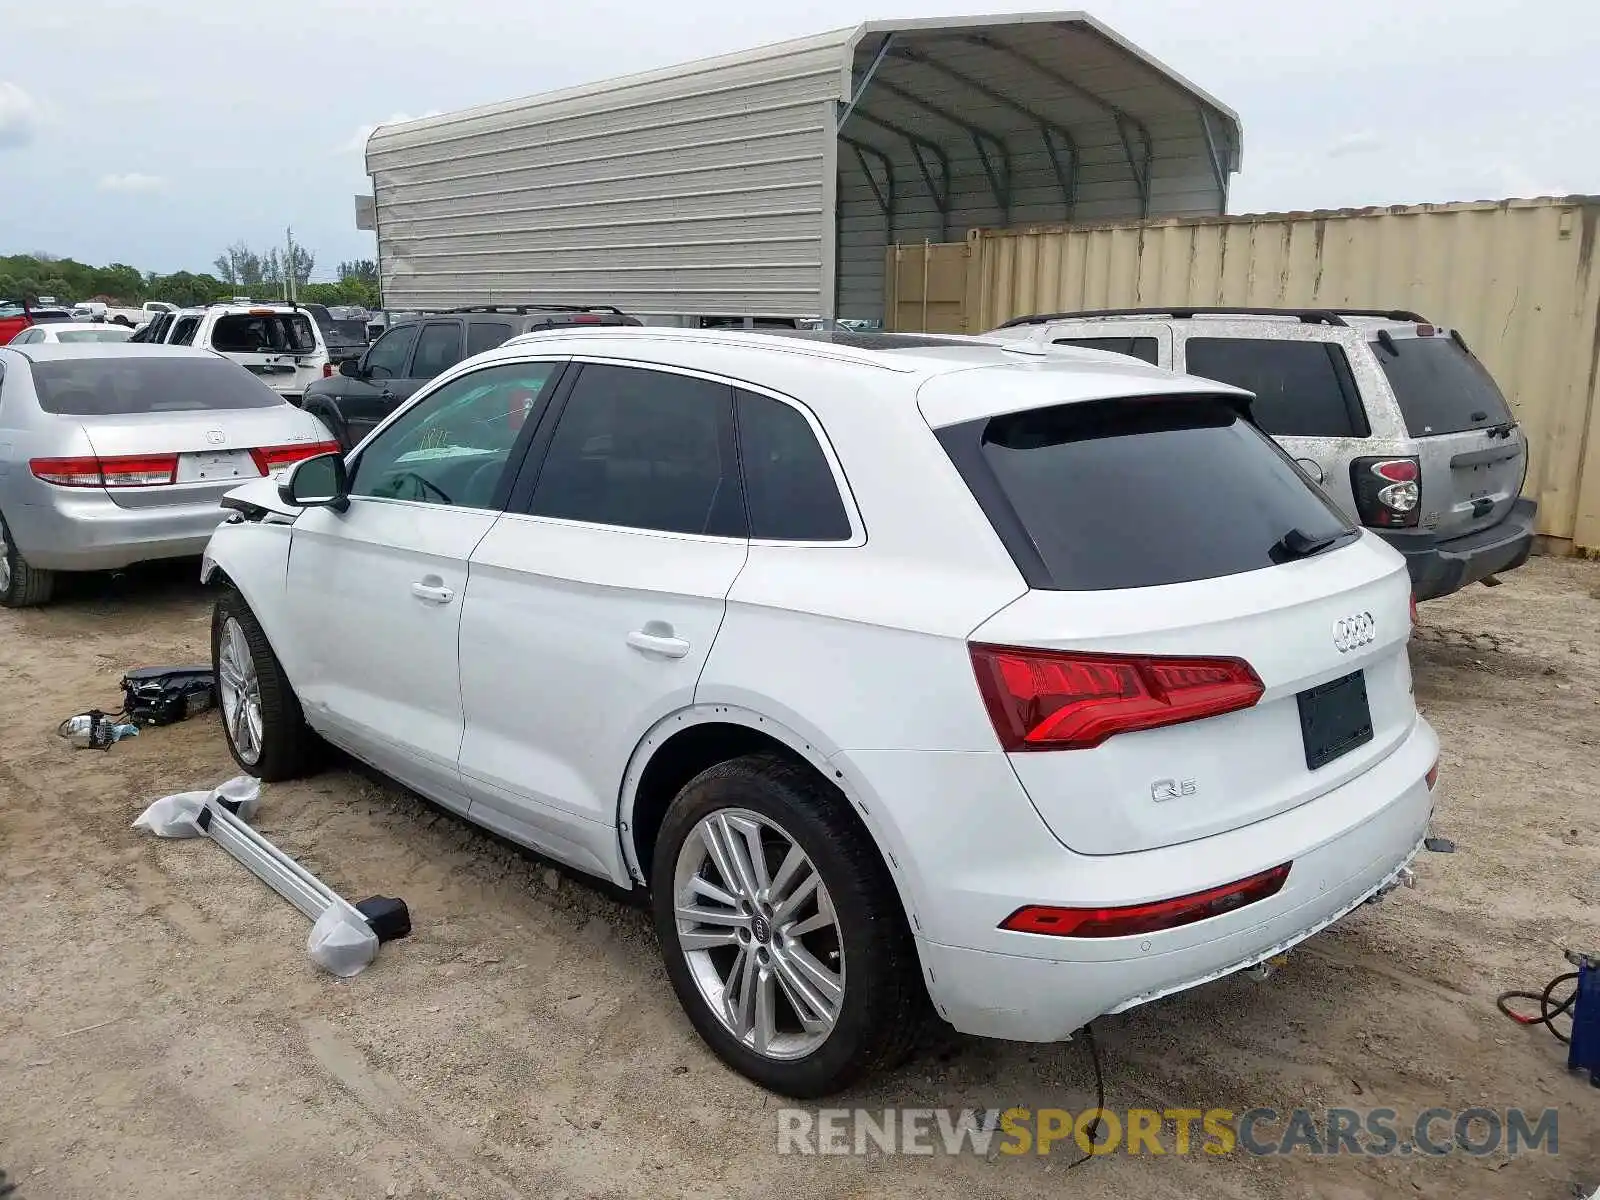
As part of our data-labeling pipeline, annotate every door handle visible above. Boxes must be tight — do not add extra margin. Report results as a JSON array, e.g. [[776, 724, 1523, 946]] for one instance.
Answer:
[[627, 629, 691, 659], [411, 580, 454, 605]]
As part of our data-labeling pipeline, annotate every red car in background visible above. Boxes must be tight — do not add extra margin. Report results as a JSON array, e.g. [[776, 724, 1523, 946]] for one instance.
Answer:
[[0, 304, 74, 344]]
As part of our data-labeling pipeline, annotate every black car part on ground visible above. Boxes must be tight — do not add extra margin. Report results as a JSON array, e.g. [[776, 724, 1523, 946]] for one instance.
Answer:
[[121, 664, 216, 725]]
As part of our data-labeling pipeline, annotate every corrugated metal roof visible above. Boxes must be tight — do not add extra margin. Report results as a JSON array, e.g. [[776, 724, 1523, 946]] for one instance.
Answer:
[[366, 12, 1241, 318]]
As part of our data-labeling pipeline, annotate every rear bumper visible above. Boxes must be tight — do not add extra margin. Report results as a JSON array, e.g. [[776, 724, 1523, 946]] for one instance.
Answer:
[[8, 489, 229, 571], [1385, 497, 1536, 601], [845, 717, 1437, 1043]]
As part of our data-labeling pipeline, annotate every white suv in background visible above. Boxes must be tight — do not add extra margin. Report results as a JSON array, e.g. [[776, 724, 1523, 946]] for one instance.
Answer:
[[201, 329, 1438, 1096], [134, 301, 330, 405]]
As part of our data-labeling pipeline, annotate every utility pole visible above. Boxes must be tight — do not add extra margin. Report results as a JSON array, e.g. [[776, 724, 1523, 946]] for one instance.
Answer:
[[284, 226, 298, 303]]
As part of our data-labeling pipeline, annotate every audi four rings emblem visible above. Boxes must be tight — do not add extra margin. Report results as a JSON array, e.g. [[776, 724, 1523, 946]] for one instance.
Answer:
[[1333, 612, 1376, 653]]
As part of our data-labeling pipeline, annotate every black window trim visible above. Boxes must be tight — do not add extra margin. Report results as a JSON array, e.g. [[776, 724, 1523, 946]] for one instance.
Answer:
[[1180, 332, 1372, 439], [344, 356, 573, 515], [504, 357, 863, 545]]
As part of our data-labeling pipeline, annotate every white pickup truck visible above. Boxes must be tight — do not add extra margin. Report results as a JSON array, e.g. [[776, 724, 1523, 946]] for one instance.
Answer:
[[129, 301, 331, 405]]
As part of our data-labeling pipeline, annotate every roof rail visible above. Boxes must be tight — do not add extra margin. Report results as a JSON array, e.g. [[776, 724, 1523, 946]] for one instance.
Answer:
[[1329, 308, 1430, 323], [436, 304, 627, 317], [998, 306, 1353, 328], [207, 298, 301, 311]]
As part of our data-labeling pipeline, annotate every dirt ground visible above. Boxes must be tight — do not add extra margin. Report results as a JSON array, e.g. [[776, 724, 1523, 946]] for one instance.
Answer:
[[2, 556, 1598, 1199]]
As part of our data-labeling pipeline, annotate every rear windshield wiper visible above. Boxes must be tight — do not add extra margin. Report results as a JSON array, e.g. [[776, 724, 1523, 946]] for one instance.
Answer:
[[1270, 527, 1347, 563]]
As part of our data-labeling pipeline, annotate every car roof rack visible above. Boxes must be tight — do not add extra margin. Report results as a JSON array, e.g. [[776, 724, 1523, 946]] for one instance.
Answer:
[[435, 304, 627, 317], [205, 298, 302, 310], [998, 306, 1359, 328], [1328, 308, 1430, 323]]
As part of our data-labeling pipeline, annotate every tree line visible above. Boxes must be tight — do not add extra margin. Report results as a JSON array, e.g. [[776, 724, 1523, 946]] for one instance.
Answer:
[[0, 248, 381, 310]]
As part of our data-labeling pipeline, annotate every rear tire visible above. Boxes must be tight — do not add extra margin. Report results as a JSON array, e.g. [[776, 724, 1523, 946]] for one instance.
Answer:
[[651, 753, 924, 1097], [212, 588, 320, 781], [0, 511, 56, 608]]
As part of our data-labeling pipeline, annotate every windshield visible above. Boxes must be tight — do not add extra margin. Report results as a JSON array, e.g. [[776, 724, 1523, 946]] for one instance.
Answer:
[[56, 328, 134, 344], [211, 313, 319, 355], [1375, 335, 1513, 436], [31, 356, 285, 415], [941, 396, 1354, 591]]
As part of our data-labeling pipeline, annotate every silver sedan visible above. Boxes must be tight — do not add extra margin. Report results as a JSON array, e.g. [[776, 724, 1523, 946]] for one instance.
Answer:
[[0, 343, 337, 606]]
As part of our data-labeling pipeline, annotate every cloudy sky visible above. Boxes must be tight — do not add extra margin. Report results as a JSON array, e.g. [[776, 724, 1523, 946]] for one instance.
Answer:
[[1, 0, 1594, 276]]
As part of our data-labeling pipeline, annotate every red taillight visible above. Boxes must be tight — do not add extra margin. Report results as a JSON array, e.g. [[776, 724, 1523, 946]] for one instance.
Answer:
[[30, 454, 178, 487], [1373, 460, 1418, 483], [1409, 592, 1419, 627], [969, 644, 1264, 751], [248, 440, 340, 475], [1425, 758, 1439, 790], [1415, 324, 1436, 337], [322, 362, 335, 378], [570, 314, 604, 324], [1350, 456, 1421, 528], [1001, 864, 1292, 939]]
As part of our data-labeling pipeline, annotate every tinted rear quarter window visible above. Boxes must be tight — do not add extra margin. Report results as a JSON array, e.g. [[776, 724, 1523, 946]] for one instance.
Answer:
[[1374, 336, 1513, 435], [31, 357, 284, 415], [940, 397, 1354, 590], [1185, 338, 1368, 437], [734, 390, 851, 540], [467, 321, 514, 357], [1052, 336, 1159, 365]]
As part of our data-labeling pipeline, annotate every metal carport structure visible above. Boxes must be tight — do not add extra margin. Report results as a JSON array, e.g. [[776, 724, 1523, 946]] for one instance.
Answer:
[[366, 12, 1241, 321]]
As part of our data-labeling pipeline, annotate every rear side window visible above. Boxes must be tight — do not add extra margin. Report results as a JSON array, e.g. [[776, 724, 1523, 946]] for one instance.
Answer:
[[211, 313, 317, 355], [1185, 339, 1368, 438], [529, 364, 741, 536], [169, 316, 200, 347], [57, 329, 134, 344], [467, 321, 514, 357], [31, 357, 284, 415], [412, 321, 464, 378], [1375, 336, 1513, 435], [1052, 336, 1159, 365], [939, 397, 1354, 591], [734, 390, 851, 541]]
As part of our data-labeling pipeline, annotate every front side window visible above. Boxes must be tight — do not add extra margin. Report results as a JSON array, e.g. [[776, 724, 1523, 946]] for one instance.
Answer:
[[349, 361, 560, 509], [363, 324, 418, 380], [529, 364, 741, 536], [411, 321, 464, 379], [1184, 338, 1368, 438]]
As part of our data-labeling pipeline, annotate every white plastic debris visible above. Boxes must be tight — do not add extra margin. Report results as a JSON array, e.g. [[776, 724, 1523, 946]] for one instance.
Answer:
[[307, 905, 381, 978], [132, 776, 261, 838], [133, 776, 401, 978]]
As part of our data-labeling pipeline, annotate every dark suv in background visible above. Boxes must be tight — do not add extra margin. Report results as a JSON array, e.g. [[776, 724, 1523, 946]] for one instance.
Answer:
[[301, 304, 641, 450]]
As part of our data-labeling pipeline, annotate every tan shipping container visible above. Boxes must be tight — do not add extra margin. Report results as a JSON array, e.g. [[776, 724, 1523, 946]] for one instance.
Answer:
[[889, 198, 1600, 551]]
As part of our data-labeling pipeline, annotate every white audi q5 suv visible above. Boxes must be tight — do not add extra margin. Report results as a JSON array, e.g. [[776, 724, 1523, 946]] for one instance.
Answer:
[[201, 328, 1438, 1096]]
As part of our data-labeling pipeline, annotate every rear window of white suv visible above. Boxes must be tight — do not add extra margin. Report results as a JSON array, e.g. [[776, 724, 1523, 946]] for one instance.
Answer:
[[939, 396, 1355, 590], [211, 313, 318, 355]]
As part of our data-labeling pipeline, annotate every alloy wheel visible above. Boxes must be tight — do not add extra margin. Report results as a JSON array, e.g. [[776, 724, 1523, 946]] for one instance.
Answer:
[[217, 616, 264, 766], [0, 523, 10, 596], [673, 808, 845, 1061]]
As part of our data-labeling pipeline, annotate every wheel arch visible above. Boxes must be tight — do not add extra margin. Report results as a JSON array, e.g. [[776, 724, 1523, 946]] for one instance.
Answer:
[[618, 705, 929, 938], [200, 524, 305, 687]]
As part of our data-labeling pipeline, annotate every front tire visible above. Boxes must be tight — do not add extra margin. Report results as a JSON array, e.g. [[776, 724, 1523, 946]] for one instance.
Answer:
[[212, 588, 320, 781], [0, 510, 55, 608], [651, 754, 924, 1097]]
